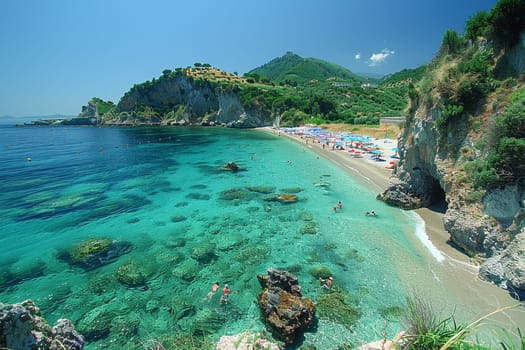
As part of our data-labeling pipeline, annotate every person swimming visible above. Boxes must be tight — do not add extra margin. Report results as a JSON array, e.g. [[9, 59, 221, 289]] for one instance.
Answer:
[[220, 284, 231, 305], [320, 276, 333, 289], [204, 282, 220, 301]]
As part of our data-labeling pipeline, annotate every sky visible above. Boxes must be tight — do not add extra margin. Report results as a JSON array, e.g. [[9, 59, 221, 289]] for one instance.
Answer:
[[0, 0, 499, 117]]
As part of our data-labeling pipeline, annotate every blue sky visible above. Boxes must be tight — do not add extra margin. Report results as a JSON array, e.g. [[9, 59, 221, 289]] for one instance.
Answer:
[[0, 0, 498, 117]]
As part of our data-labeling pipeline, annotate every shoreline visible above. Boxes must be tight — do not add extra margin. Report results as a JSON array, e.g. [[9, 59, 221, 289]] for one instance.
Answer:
[[260, 126, 465, 262], [258, 126, 525, 332]]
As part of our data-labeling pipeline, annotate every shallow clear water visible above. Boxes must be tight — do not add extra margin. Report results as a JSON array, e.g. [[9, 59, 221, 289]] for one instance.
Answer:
[[0, 125, 505, 349]]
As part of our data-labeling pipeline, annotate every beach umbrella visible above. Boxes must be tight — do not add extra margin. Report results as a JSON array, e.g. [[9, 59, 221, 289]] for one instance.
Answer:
[[391, 147, 398, 151], [371, 150, 382, 154]]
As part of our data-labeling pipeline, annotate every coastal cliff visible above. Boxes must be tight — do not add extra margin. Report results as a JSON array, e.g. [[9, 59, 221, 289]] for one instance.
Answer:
[[379, 15, 525, 297], [95, 68, 275, 128]]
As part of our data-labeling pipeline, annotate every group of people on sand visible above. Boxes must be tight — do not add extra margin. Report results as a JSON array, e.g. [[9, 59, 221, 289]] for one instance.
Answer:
[[204, 282, 232, 305]]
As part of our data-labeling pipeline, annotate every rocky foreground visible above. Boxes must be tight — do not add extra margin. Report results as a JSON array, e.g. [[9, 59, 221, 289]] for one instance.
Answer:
[[0, 300, 84, 349]]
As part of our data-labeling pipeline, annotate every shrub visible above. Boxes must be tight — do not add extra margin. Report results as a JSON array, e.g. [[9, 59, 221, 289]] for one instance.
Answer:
[[465, 159, 500, 188], [492, 137, 525, 177], [465, 11, 492, 41], [497, 91, 525, 137], [440, 29, 465, 56], [490, 0, 525, 48], [458, 79, 490, 109], [458, 49, 493, 76]]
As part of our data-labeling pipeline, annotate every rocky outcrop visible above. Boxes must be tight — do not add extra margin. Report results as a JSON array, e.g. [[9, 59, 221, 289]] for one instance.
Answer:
[[479, 230, 525, 299], [0, 299, 84, 350], [257, 268, 315, 345], [56, 237, 133, 271], [379, 73, 525, 294], [112, 74, 273, 128]]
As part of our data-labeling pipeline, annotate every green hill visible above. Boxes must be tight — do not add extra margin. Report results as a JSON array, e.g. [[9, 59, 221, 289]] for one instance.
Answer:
[[80, 51, 424, 127], [248, 51, 365, 85]]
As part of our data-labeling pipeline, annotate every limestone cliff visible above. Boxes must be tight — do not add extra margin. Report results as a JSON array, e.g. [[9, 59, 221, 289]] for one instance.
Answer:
[[379, 30, 525, 297], [102, 69, 275, 128]]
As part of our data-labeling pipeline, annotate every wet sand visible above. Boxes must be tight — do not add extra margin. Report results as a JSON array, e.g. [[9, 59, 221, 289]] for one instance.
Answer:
[[260, 127, 525, 337]]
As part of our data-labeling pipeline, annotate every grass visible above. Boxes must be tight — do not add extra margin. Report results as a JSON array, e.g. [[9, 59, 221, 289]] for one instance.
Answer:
[[395, 292, 524, 350]]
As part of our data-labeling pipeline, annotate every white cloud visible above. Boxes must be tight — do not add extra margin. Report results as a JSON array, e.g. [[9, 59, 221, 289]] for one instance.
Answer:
[[355, 53, 361, 60], [369, 48, 395, 66]]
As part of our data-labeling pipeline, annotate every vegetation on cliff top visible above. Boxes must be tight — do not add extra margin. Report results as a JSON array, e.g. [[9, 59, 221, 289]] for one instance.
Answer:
[[408, 0, 525, 197], [83, 52, 421, 127]]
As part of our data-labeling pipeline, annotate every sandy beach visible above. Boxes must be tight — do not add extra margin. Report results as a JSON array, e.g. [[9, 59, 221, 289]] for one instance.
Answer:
[[260, 126, 525, 336]]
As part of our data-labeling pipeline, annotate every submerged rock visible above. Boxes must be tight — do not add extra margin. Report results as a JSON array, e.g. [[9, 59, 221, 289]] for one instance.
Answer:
[[218, 188, 254, 201], [192, 308, 227, 336], [308, 265, 333, 280], [76, 306, 114, 342], [190, 243, 217, 264], [300, 222, 317, 235], [172, 260, 200, 282], [280, 187, 303, 193], [246, 186, 276, 194], [235, 245, 270, 266], [264, 193, 298, 204], [219, 161, 241, 172], [57, 237, 133, 270], [0, 259, 46, 292], [115, 261, 147, 287], [257, 268, 315, 345], [316, 291, 361, 328], [171, 215, 187, 223], [0, 299, 84, 350]]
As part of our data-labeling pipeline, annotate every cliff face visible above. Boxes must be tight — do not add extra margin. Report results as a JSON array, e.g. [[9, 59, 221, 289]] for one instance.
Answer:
[[379, 37, 525, 297], [109, 74, 273, 128]]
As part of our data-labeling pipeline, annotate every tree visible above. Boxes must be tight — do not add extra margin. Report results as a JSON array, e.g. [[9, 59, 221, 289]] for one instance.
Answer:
[[440, 29, 464, 56], [465, 11, 491, 41], [490, 0, 525, 48]]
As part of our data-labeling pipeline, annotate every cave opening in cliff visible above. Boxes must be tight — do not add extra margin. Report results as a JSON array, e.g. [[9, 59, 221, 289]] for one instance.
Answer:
[[429, 178, 448, 213]]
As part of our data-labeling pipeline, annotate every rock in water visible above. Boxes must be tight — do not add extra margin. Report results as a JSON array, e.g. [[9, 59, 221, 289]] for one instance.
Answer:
[[0, 299, 84, 350], [57, 237, 133, 270], [257, 268, 315, 345]]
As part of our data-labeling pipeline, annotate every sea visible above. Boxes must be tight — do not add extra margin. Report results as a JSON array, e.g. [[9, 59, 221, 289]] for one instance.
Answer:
[[0, 125, 520, 349]]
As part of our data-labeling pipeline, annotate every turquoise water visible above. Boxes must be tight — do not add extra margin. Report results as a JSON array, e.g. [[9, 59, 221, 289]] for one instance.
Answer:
[[0, 125, 481, 348]]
